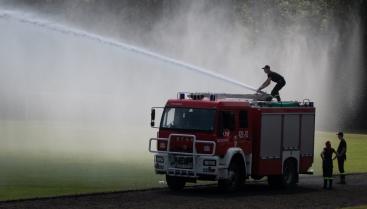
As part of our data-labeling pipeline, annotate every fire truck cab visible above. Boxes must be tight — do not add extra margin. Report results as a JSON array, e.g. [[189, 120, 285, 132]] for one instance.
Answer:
[[149, 92, 315, 191]]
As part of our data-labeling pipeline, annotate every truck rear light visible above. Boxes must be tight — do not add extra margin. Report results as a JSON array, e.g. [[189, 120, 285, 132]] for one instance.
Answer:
[[158, 141, 167, 151], [203, 159, 216, 166]]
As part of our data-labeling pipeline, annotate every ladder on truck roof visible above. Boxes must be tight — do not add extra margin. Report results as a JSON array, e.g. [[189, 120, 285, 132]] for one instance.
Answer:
[[176, 92, 314, 107], [177, 92, 272, 101]]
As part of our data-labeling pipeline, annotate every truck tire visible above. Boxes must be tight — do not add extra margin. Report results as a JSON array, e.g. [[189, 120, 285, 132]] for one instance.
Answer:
[[268, 160, 298, 188], [282, 159, 298, 188], [218, 161, 243, 192], [166, 175, 186, 191]]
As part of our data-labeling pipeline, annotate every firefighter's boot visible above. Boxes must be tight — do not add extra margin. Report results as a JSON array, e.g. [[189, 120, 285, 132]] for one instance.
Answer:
[[339, 174, 346, 184], [328, 179, 333, 190], [323, 179, 327, 189]]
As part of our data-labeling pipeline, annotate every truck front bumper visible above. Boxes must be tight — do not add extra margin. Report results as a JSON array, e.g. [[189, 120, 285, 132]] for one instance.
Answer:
[[149, 135, 228, 180], [154, 154, 228, 180]]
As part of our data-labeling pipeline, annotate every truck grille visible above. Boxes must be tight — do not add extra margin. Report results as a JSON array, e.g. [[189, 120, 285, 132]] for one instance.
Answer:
[[169, 155, 193, 169]]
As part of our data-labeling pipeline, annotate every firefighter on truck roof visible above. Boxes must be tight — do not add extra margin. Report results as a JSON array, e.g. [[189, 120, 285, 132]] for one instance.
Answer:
[[257, 65, 286, 102], [321, 141, 337, 190]]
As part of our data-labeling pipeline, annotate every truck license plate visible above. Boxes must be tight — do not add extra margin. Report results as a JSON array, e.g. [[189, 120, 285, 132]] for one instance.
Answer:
[[170, 156, 193, 169]]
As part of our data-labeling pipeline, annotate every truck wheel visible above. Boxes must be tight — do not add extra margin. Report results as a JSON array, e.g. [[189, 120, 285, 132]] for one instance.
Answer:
[[166, 175, 186, 191], [218, 161, 243, 192], [268, 160, 298, 188], [282, 160, 298, 188]]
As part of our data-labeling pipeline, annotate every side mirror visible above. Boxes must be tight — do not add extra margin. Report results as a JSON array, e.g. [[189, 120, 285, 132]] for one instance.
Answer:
[[150, 109, 156, 127]]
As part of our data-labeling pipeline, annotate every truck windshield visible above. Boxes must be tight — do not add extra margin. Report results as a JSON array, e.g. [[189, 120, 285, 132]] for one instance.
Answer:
[[160, 107, 215, 131]]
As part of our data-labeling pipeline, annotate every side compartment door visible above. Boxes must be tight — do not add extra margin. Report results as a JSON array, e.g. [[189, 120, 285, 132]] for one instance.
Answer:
[[259, 113, 282, 175], [282, 114, 301, 172], [260, 114, 282, 160], [299, 114, 315, 172]]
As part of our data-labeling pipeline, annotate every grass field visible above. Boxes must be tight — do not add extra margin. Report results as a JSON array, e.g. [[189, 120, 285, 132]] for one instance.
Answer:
[[0, 131, 366, 201], [313, 132, 367, 175], [0, 152, 163, 201]]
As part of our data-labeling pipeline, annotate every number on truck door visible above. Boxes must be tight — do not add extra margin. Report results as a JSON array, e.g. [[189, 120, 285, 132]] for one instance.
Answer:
[[219, 111, 235, 137]]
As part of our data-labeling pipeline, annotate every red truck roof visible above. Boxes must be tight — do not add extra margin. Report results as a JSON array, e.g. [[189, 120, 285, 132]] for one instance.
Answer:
[[166, 98, 315, 112]]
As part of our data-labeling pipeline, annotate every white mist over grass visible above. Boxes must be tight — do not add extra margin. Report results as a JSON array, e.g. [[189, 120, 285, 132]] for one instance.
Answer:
[[0, 1, 363, 161], [0, 9, 245, 161], [0, 3, 363, 199]]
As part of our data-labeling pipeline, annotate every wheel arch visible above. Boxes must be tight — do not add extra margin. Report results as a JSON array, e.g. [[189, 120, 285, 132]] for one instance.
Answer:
[[283, 156, 298, 172], [283, 157, 299, 183], [224, 148, 247, 176], [282, 150, 300, 173]]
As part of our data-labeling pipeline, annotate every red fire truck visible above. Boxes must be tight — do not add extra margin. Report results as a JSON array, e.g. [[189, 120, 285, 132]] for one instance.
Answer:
[[149, 92, 315, 191]]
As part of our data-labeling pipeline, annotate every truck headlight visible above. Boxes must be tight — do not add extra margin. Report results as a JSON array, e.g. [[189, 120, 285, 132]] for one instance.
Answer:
[[158, 141, 167, 150], [203, 159, 216, 166], [203, 145, 211, 152], [156, 155, 164, 163]]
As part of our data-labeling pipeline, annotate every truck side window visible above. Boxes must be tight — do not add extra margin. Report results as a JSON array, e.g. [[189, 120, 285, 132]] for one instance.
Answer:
[[219, 111, 235, 133], [239, 111, 248, 128]]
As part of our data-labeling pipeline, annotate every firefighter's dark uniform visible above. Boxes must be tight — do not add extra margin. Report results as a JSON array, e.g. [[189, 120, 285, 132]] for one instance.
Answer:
[[322, 147, 336, 189], [267, 72, 286, 102], [337, 138, 347, 184]]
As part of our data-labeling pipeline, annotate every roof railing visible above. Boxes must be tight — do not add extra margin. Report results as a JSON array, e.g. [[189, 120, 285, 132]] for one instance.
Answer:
[[176, 92, 314, 107], [177, 92, 272, 102]]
